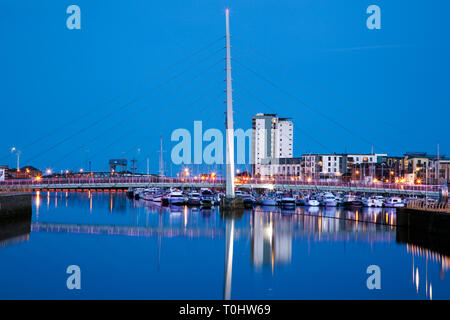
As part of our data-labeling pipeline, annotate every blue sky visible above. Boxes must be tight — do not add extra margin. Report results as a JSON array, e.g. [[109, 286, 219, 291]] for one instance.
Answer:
[[1, 0, 449, 174]]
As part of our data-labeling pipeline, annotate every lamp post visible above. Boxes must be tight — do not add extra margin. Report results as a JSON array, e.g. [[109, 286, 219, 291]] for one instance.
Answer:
[[11, 147, 20, 172]]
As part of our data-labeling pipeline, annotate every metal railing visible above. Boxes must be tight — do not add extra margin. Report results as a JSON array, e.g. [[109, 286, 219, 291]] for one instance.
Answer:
[[0, 176, 441, 193], [406, 199, 450, 213]]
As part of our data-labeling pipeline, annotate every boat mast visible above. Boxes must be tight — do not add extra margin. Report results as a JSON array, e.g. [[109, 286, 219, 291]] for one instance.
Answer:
[[225, 9, 236, 198], [159, 135, 164, 178]]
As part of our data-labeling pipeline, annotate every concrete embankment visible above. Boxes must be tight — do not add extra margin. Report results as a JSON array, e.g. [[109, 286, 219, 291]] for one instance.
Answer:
[[0, 193, 32, 221], [397, 207, 450, 236], [0, 193, 32, 245]]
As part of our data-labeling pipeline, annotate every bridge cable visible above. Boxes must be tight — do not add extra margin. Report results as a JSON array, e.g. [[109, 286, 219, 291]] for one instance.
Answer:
[[0, 36, 224, 163], [233, 79, 334, 153], [232, 71, 341, 153], [52, 63, 224, 168], [78, 83, 225, 170], [232, 43, 408, 151], [232, 58, 380, 151], [22, 47, 224, 165]]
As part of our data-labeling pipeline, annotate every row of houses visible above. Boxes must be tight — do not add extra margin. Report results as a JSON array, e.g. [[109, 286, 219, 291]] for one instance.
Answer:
[[0, 165, 42, 181], [255, 152, 450, 184], [251, 113, 450, 185]]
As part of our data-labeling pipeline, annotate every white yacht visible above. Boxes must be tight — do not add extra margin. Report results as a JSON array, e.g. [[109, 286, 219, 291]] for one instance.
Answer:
[[187, 191, 201, 206], [280, 194, 296, 207], [140, 189, 154, 201], [200, 188, 214, 207], [385, 197, 404, 208], [364, 196, 383, 207], [306, 198, 320, 206], [322, 193, 338, 207], [168, 189, 185, 205]]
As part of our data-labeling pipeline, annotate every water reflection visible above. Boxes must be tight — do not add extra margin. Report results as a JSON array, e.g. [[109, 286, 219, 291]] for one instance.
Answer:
[[1, 192, 448, 299]]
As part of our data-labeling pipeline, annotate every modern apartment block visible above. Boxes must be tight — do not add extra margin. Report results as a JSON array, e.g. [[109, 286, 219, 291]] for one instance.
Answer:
[[258, 157, 302, 177], [301, 153, 387, 181], [252, 113, 293, 176], [301, 154, 344, 180]]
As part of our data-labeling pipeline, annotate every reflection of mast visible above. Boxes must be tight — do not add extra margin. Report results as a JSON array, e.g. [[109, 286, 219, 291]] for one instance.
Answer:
[[158, 208, 163, 271], [223, 218, 235, 300]]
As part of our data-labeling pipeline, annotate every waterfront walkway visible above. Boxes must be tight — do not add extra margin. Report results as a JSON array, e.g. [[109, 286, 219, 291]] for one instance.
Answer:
[[0, 176, 441, 197]]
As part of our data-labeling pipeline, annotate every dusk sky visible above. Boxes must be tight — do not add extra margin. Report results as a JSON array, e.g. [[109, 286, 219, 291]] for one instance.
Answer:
[[1, 0, 449, 174]]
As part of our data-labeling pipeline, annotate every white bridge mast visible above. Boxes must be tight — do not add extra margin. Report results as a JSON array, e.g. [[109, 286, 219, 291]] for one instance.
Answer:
[[225, 9, 236, 198]]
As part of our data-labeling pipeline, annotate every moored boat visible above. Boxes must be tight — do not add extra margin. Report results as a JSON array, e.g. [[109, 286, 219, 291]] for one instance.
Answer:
[[187, 191, 201, 206], [321, 193, 338, 207], [200, 188, 214, 207], [342, 194, 364, 208], [260, 197, 277, 206], [168, 189, 185, 205], [280, 194, 296, 207], [385, 197, 405, 208]]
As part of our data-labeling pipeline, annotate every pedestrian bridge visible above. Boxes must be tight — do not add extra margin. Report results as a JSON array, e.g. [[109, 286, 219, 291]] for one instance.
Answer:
[[0, 176, 441, 197]]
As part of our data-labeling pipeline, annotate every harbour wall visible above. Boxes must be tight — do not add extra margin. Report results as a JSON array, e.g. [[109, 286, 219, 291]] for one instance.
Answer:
[[0, 193, 32, 221]]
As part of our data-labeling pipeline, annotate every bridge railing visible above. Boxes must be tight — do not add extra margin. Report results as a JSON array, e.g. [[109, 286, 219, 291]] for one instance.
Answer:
[[0, 176, 441, 193]]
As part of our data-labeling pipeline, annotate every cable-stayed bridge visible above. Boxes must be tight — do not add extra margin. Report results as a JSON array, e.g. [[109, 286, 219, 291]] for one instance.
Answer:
[[1, 12, 441, 197]]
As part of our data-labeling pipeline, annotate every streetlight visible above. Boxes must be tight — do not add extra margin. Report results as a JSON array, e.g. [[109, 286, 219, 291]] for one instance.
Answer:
[[11, 147, 21, 171]]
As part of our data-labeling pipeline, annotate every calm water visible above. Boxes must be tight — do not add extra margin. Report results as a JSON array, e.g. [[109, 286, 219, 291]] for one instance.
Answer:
[[0, 191, 449, 300]]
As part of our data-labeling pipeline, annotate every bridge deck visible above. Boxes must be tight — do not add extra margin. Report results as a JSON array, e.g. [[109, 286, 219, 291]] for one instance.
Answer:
[[0, 177, 441, 197]]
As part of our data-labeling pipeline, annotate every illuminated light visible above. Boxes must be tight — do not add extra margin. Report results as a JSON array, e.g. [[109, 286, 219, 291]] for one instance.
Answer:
[[372, 178, 378, 183], [46, 169, 52, 175], [416, 179, 422, 184], [236, 169, 240, 174], [26, 168, 30, 174], [194, 176, 198, 180], [356, 170, 360, 175], [395, 179, 399, 184], [65, 170, 69, 174], [36, 176, 41, 181], [385, 179, 389, 183], [430, 284, 432, 300], [35, 191, 41, 210], [80, 168, 84, 172], [416, 268, 419, 293], [307, 177, 312, 182]]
